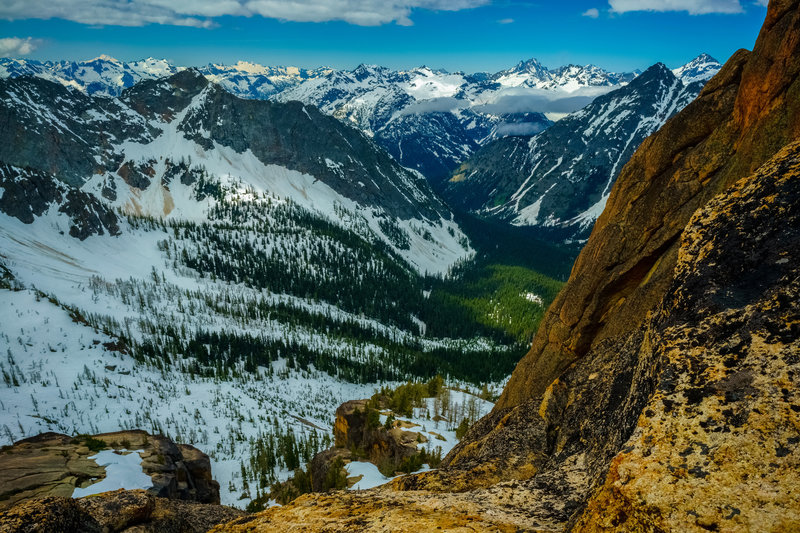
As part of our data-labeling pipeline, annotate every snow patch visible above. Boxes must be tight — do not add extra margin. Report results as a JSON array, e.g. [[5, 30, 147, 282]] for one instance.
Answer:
[[72, 450, 151, 497]]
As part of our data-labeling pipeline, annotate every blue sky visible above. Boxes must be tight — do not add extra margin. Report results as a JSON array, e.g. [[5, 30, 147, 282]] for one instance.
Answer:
[[0, 0, 768, 73]]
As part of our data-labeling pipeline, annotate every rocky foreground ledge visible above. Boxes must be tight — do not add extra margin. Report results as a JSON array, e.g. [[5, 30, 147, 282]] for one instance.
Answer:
[[0, 490, 245, 533], [0, 430, 219, 510], [0, 430, 245, 532]]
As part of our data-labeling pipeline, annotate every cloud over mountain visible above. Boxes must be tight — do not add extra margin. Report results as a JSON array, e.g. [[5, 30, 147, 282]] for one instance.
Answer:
[[0, 37, 38, 56]]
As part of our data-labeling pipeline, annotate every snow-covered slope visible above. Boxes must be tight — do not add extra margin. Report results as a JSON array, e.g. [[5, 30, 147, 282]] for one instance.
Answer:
[[0, 70, 519, 509], [443, 55, 722, 242], [0, 70, 469, 273]]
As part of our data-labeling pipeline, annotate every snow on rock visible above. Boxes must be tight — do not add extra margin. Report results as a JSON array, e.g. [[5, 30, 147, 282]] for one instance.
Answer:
[[72, 450, 151, 498], [345, 461, 397, 490]]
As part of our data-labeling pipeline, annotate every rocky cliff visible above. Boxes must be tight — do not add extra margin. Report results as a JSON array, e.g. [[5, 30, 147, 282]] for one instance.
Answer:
[[0, 431, 243, 532], [207, 1, 800, 531], [492, 0, 800, 413]]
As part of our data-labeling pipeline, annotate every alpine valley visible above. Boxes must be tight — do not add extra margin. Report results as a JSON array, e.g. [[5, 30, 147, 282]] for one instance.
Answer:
[[0, 64, 569, 508], [444, 54, 722, 242], [1, 0, 797, 531]]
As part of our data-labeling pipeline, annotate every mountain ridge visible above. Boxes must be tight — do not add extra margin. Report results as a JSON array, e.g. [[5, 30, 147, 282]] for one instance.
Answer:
[[0, 54, 705, 184], [0, 68, 468, 273], [442, 56, 721, 242]]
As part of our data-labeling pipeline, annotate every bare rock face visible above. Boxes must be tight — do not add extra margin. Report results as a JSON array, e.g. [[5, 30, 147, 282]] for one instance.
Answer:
[[0, 163, 120, 240], [570, 141, 800, 532], [0, 430, 219, 510], [0, 496, 102, 533], [333, 400, 419, 470], [442, 0, 800, 482], [0, 489, 245, 533]]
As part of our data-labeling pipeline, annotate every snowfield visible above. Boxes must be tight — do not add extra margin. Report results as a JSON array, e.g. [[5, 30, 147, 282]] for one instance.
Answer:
[[0, 202, 498, 507], [0, 288, 383, 505]]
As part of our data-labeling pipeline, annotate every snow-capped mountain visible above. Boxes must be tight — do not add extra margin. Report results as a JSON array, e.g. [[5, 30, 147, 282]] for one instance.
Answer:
[[0, 55, 639, 182], [672, 52, 721, 85], [442, 55, 722, 241], [274, 60, 641, 182], [0, 56, 328, 99], [0, 70, 466, 270], [491, 58, 637, 90], [0, 55, 178, 96], [200, 62, 333, 99]]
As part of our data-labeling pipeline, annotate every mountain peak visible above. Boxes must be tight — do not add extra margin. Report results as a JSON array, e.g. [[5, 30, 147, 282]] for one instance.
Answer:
[[644, 61, 672, 75], [672, 53, 721, 84], [88, 54, 121, 64], [512, 57, 547, 74]]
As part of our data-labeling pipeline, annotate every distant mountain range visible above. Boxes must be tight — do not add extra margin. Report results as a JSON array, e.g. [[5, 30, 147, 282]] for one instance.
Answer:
[[1, 55, 643, 181], [0, 53, 720, 236], [442, 54, 722, 242]]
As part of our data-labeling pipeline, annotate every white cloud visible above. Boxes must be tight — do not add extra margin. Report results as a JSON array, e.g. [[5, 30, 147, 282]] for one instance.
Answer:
[[753, 0, 768, 5], [398, 97, 465, 115], [609, 0, 744, 15], [497, 17, 514, 23], [582, 8, 600, 18], [0, 37, 38, 56], [473, 86, 616, 116], [0, 0, 489, 27]]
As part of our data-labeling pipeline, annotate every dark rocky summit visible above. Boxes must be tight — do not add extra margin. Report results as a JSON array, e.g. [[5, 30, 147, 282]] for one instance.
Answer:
[[0, 431, 241, 532], [0, 163, 120, 239]]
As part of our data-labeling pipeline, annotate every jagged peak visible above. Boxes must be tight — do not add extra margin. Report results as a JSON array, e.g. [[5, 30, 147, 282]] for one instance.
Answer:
[[672, 53, 722, 84], [692, 52, 719, 63], [510, 57, 547, 73], [87, 54, 122, 64]]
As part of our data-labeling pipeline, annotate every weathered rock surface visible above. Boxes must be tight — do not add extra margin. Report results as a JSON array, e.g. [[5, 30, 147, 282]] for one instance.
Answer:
[[0, 489, 244, 533], [571, 140, 800, 532], [207, 1, 800, 531], [332, 400, 420, 470], [0, 430, 219, 510]]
